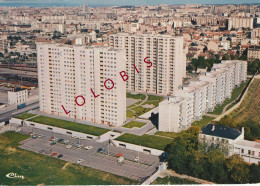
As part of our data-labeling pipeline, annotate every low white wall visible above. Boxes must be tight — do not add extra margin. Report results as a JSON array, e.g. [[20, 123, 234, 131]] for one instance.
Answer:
[[113, 140, 164, 156], [0, 121, 5, 127], [23, 120, 99, 140], [9, 118, 23, 125]]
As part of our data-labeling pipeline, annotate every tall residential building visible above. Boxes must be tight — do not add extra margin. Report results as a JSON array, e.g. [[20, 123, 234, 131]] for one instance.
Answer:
[[109, 33, 186, 96], [228, 17, 254, 30], [37, 43, 126, 127], [159, 60, 247, 132]]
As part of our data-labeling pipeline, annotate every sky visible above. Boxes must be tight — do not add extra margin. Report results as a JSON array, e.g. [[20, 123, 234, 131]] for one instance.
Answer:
[[0, 0, 259, 7]]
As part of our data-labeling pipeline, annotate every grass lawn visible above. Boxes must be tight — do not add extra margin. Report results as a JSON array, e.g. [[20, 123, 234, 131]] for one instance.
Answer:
[[208, 80, 249, 115], [155, 131, 186, 139], [14, 113, 36, 120], [0, 132, 138, 185], [115, 133, 172, 150], [152, 175, 198, 184], [123, 121, 146, 128], [126, 93, 146, 100], [132, 106, 153, 117], [229, 79, 260, 124], [191, 116, 215, 129], [126, 110, 135, 118], [28, 116, 109, 136], [147, 95, 164, 102]]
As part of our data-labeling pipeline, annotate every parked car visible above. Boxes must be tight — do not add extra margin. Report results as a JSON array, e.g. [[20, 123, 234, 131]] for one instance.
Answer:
[[66, 145, 72, 149], [38, 149, 45, 153], [49, 137, 54, 141], [51, 153, 57, 157], [50, 142, 56, 146], [63, 140, 69, 144], [38, 134, 44, 138], [73, 143, 82, 148], [45, 150, 52, 154], [134, 157, 139, 162], [57, 138, 64, 143], [57, 154, 63, 158], [84, 146, 93, 150], [31, 135, 37, 139], [76, 159, 84, 164], [97, 148, 105, 154], [117, 156, 124, 163], [116, 153, 123, 157]]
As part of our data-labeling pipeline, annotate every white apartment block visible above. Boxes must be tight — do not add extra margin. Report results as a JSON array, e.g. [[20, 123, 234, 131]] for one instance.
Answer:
[[159, 96, 193, 132], [37, 43, 126, 127], [159, 60, 247, 132], [175, 80, 209, 121], [228, 17, 254, 30], [8, 88, 28, 105], [109, 33, 186, 96]]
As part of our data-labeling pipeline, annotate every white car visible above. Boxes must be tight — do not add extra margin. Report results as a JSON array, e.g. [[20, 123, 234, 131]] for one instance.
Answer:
[[134, 157, 139, 162], [84, 146, 93, 150], [76, 159, 84, 164], [66, 145, 72, 149]]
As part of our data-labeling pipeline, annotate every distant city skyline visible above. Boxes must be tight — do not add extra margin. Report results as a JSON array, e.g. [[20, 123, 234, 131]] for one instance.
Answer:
[[0, 0, 259, 7]]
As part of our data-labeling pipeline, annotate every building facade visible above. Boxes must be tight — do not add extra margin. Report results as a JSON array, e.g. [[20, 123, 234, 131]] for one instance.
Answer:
[[8, 88, 28, 105], [109, 33, 186, 96], [199, 124, 260, 164], [159, 60, 247, 132], [37, 43, 126, 127], [247, 46, 260, 61]]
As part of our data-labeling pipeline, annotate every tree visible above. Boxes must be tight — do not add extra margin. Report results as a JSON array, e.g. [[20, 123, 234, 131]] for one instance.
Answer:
[[247, 59, 260, 75], [249, 164, 260, 183], [225, 155, 250, 183]]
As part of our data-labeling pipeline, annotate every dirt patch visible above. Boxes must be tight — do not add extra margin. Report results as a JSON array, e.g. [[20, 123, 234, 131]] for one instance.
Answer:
[[5, 146, 17, 153], [61, 162, 71, 170]]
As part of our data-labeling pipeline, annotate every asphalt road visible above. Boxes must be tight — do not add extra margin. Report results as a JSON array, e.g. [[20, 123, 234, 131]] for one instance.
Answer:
[[0, 102, 39, 123], [17, 126, 160, 181]]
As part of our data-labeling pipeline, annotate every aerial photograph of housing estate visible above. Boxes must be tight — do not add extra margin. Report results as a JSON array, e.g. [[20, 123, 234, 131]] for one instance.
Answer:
[[0, 0, 259, 185]]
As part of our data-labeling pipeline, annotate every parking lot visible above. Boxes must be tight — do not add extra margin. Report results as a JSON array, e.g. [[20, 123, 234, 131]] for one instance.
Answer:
[[17, 126, 160, 181]]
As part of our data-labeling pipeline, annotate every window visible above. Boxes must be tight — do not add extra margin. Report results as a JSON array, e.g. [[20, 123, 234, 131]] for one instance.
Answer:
[[248, 150, 251, 155], [241, 149, 244, 154]]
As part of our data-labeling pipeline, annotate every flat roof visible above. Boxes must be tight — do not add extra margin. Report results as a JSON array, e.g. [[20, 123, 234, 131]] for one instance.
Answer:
[[235, 140, 260, 149]]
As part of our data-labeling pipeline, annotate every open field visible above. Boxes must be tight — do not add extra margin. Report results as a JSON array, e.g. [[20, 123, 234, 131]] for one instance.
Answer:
[[0, 132, 138, 185], [115, 133, 172, 150], [123, 121, 146, 128], [228, 79, 260, 124], [14, 113, 36, 120], [152, 175, 198, 184], [28, 116, 109, 136], [208, 80, 249, 115]]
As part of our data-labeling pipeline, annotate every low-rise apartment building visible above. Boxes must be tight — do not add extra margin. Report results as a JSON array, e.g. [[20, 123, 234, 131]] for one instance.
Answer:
[[247, 45, 260, 61], [159, 60, 247, 132], [8, 88, 28, 105]]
